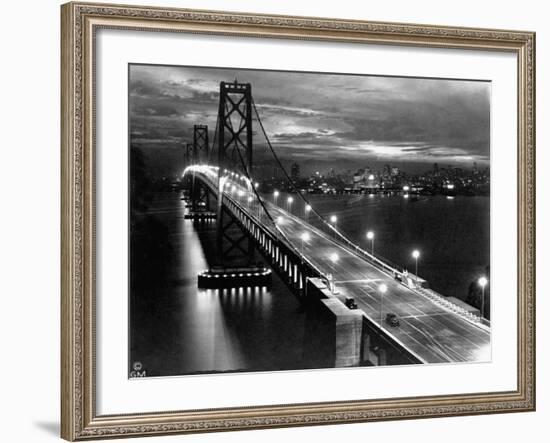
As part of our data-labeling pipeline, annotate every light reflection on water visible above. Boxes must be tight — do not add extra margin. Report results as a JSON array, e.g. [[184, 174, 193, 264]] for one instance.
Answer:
[[130, 192, 309, 377]]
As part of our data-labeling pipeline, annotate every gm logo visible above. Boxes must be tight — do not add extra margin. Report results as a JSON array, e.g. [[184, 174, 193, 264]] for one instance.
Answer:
[[130, 361, 147, 378]]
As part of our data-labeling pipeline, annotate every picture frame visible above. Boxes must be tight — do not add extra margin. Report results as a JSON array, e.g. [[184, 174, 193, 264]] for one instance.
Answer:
[[61, 1, 536, 440]]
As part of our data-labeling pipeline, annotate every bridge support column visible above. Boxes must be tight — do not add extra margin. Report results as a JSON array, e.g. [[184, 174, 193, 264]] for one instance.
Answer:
[[190, 125, 209, 213], [215, 81, 255, 268], [304, 278, 364, 367]]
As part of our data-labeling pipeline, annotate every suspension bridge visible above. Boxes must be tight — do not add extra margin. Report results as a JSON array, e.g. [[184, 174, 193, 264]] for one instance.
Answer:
[[181, 80, 491, 367]]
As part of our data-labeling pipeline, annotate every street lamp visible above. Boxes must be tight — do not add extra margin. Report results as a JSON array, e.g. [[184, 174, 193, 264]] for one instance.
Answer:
[[304, 203, 312, 221], [379, 283, 388, 328], [273, 190, 279, 206], [330, 215, 338, 238], [329, 253, 339, 293], [366, 231, 374, 257], [300, 232, 310, 255], [478, 276, 488, 319], [256, 195, 262, 220], [287, 196, 294, 212], [412, 250, 420, 285]]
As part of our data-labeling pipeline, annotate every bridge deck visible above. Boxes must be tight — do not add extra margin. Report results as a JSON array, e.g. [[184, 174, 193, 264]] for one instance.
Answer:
[[193, 168, 491, 365], [262, 201, 491, 364]]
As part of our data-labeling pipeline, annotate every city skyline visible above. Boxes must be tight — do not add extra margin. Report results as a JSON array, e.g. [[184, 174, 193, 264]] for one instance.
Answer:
[[130, 64, 490, 176]]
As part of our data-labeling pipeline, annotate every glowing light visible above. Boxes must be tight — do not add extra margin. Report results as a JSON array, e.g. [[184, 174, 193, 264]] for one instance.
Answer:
[[330, 215, 337, 223], [238, 190, 244, 197], [412, 250, 420, 259], [379, 284, 388, 293], [248, 196, 253, 203], [478, 276, 488, 287], [301, 232, 310, 242], [274, 190, 279, 197], [447, 183, 455, 189], [276, 216, 284, 224], [366, 231, 374, 240], [305, 204, 312, 212], [329, 253, 339, 263], [403, 185, 410, 192], [254, 182, 259, 188], [287, 196, 293, 203], [231, 185, 236, 193], [368, 174, 375, 180]]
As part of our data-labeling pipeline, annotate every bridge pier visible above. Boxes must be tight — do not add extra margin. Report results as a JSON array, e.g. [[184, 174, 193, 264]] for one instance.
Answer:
[[197, 265, 272, 289], [304, 278, 423, 367]]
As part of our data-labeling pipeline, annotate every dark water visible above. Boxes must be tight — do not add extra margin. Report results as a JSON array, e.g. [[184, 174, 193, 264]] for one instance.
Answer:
[[130, 192, 332, 377], [290, 193, 490, 301], [130, 192, 489, 376]]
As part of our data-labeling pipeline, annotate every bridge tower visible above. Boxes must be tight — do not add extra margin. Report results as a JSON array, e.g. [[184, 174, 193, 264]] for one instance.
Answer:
[[185, 142, 192, 164], [216, 80, 254, 266], [190, 125, 210, 212], [193, 124, 209, 163]]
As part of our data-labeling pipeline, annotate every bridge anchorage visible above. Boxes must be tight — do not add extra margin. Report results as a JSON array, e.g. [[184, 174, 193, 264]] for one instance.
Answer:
[[190, 81, 272, 289]]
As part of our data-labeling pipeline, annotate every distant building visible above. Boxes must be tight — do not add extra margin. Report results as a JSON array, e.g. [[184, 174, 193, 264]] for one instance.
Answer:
[[290, 162, 300, 181]]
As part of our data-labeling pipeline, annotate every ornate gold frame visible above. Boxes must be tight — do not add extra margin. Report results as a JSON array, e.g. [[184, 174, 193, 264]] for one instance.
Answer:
[[61, 2, 536, 440]]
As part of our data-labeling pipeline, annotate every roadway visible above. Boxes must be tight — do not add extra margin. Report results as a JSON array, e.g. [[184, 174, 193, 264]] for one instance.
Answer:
[[196, 167, 492, 364], [252, 197, 490, 364]]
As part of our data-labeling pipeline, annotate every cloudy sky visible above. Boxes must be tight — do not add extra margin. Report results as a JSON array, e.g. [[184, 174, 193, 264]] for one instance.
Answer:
[[129, 64, 490, 176]]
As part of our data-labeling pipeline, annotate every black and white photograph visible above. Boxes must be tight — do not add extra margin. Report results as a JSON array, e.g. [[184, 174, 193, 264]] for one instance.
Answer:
[[129, 63, 492, 377]]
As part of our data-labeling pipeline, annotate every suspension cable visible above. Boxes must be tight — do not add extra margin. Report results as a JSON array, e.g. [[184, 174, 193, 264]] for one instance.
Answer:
[[251, 96, 402, 275], [222, 101, 327, 279]]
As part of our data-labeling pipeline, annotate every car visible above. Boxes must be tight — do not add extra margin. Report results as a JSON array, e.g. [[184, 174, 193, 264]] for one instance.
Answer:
[[345, 297, 358, 310], [385, 313, 400, 327]]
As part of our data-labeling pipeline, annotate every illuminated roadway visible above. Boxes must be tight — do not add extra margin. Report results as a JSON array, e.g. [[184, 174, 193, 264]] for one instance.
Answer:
[[190, 166, 492, 365]]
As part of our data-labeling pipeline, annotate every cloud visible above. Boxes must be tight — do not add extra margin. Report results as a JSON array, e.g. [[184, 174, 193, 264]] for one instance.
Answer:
[[129, 64, 490, 174]]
